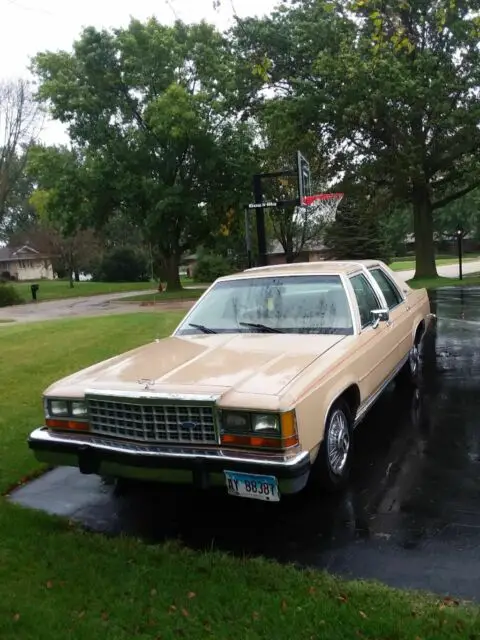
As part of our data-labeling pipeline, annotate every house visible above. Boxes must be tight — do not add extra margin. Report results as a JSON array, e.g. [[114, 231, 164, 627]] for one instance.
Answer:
[[266, 239, 328, 265], [0, 244, 54, 281]]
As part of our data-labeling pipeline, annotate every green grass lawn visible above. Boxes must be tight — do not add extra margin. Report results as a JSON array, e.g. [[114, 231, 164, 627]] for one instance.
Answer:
[[0, 314, 479, 638], [390, 253, 480, 272], [408, 273, 480, 289], [11, 279, 156, 303]]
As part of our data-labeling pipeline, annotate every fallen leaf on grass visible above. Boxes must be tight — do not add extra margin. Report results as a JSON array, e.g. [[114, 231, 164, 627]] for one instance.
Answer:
[[77, 611, 85, 619], [252, 612, 260, 620], [359, 611, 367, 619], [337, 594, 348, 604], [308, 586, 316, 595], [187, 592, 196, 599], [281, 600, 288, 612], [181, 609, 189, 618], [101, 612, 109, 621], [13, 613, 20, 622], [169, 605, 177, 614], [46, 580, 53, 589]]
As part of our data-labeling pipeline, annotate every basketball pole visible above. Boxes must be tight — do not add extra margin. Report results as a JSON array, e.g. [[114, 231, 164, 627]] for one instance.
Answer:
[[244, 206, 253, 269], [253, 173, 267, 267]]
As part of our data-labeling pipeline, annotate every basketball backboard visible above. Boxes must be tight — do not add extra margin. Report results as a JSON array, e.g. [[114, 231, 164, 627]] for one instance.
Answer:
[[297, 151, 311, 204]]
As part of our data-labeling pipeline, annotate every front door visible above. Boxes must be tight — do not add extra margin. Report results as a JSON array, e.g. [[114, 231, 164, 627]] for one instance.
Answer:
[[349, 272, 400, 402]]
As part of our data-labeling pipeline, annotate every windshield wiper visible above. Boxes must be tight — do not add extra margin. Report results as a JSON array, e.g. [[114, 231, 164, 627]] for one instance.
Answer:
[[238, 322, 284, 333], [188, 323, 217, 334]]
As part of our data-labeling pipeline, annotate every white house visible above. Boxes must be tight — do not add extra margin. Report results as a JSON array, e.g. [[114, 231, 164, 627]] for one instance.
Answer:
[[0, 244, 54, 281]]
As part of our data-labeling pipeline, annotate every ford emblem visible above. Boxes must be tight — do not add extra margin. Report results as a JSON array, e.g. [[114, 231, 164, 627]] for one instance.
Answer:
[[181, 421, 198, 429]]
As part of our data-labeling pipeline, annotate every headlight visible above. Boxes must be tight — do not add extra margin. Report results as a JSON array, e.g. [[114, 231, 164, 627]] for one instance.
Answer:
[[72, 401, 87, 418], [222, 411, 280, 433], [223, 411, 250, 431], [49, 399, 69, 416], [252, 414, 279, 432]]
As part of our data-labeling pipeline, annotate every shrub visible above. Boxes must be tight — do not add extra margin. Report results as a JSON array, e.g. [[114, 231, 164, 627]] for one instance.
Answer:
[[93, 247, 150, 282], [0, 282, 24, 307], [0, 271, 12, 282], [193, 253, 232, 283]]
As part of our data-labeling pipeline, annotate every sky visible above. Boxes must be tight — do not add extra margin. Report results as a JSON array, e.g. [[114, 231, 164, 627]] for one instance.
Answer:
[[0, 0, 278, 144]]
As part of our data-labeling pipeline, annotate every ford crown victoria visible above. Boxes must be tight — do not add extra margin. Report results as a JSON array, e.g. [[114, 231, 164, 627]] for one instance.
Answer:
[[28, 260, 434, 501]]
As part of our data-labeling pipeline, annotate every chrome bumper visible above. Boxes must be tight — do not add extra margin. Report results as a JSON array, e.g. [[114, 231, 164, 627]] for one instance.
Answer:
[[28, 427, 312, 494]]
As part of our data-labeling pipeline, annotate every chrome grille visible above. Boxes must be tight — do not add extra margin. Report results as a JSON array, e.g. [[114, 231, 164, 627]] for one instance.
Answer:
[[87, 398, 216, 445]]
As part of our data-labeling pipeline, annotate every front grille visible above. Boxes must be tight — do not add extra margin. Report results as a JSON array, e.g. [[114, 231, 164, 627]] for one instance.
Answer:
[[87, 397, 217, 445]]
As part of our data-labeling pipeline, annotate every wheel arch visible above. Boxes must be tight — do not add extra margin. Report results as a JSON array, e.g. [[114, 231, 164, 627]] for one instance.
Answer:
[[413, 319, 426, 346], [324, 383, 361, 429]]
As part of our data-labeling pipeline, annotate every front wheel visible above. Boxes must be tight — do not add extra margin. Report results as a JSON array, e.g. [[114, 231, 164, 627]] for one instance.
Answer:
[[309, 399, 353, 492]]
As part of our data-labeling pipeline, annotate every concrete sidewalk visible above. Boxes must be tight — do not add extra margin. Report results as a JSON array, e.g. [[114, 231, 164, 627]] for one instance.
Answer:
[[396, 259, 480, 281]]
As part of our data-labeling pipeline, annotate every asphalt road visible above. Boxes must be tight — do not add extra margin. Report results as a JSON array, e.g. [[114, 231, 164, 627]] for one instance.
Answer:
[[10, 287, 480, 601], [1, 260, 480, 324]]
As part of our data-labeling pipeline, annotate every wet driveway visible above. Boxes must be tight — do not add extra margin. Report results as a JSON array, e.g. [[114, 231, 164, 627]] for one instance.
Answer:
[[10, 287, 480, 600]]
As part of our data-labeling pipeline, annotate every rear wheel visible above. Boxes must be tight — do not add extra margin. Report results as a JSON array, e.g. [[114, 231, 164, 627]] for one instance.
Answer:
[[309, 398, 353, 492]]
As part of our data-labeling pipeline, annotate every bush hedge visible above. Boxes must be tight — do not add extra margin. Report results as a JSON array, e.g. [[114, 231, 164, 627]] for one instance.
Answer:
[[0, 282, 24, 307]]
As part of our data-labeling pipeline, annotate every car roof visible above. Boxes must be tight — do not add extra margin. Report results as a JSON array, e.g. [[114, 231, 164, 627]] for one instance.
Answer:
[[219, 260, 384, 281]]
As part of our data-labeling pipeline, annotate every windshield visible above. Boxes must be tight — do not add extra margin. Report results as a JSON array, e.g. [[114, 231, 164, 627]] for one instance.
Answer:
[[176, 275, 354, 335]]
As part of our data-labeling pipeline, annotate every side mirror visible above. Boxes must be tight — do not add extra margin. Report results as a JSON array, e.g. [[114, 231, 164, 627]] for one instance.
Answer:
[[371, 308, 389, 329]]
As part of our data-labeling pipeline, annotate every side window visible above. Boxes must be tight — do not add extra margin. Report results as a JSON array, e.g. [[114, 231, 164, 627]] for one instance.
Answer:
[[350, 274, 380, 328], [370, 268, 403, 309]]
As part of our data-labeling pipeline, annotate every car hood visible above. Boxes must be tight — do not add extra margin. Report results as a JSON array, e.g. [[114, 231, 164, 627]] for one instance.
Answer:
[[45, 333, 350, 407]]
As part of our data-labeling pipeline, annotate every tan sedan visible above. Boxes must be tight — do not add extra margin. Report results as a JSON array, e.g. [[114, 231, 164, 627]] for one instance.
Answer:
[[28, 260, 434, 501]]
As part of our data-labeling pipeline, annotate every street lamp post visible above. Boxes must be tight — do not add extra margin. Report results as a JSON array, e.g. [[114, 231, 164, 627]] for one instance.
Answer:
[[456, 224, 463, 281]]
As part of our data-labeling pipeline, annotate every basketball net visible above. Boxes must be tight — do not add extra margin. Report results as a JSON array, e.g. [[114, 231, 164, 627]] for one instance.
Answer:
[[299, 192, 344, 224]]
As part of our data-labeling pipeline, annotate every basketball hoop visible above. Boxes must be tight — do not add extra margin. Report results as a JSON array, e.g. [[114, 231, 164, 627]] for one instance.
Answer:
[[300, 192, 344, 224]]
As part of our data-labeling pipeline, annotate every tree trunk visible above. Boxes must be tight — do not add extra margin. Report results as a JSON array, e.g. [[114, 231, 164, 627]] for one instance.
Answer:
[[413, 186, 437, 279], [74, 269, 80, 282], [162, 254, 182, 291]]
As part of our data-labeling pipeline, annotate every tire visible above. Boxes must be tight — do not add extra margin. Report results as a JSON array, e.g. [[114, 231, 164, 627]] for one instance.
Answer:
[[397, 337, 422, 387], [309, 398, 354, 492]]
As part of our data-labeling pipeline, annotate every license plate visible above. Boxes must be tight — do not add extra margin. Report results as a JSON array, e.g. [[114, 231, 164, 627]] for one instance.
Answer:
[[224, 470, 280, 502]]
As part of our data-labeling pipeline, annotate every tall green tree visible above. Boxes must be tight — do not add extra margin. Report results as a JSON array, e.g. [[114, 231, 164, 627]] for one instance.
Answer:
[[27, 145, 100, 286], [32, 19, 255, 289], [233, 0, 480, 278]]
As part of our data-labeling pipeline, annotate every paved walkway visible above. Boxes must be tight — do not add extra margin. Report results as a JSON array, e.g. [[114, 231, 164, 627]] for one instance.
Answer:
[[396, 259, 480, 281], [0, 289, 193, 324]]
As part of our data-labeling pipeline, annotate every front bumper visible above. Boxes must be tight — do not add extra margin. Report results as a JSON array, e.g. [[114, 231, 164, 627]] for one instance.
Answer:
[[28, 427, 312, 495]]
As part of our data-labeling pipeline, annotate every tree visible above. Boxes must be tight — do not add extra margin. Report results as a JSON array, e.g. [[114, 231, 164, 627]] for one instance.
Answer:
[[323, 180, 392, 262], [0, 150, 37, 242], [433, 188, 480, 242], [32, 19, 256, 290], [27, 145, 102, 285], [0, 79, 42, 228], [233, 0, 480, 278]]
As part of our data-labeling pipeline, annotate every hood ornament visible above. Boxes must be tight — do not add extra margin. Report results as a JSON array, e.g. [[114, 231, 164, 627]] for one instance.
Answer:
[[138, 378, 156, 390]]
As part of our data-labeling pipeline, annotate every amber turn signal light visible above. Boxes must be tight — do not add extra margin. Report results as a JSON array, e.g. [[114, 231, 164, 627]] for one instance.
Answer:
[[46, 418, 89, 432]]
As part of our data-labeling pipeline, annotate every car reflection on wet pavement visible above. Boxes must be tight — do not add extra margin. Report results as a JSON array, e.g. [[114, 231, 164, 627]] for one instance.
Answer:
[[10, 287, 480, 600]]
